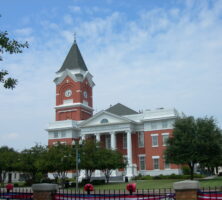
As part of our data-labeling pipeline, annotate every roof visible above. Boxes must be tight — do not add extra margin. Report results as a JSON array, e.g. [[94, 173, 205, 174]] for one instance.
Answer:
[[106, 103, 138, 116], [57, 41, 88, 73]]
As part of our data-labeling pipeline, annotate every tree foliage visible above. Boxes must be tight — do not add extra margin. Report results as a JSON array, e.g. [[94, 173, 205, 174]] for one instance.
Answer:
[[0, 146, 18, 185], [17, 144, 47, 183], [79, 140, 100, 180], [0, 26, 28, 89], [98, 148, 126, 183], [165, 116, 222, 179], [44, 143, 75, 180]]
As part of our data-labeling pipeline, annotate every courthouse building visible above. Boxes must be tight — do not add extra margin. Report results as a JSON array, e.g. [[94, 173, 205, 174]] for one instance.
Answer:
[[46, 40, 181, 178]]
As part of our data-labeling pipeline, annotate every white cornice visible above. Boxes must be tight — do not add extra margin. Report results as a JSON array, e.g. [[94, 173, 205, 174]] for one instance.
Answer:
[[54, 69, 95, 87], [55, 102, 94, 111]]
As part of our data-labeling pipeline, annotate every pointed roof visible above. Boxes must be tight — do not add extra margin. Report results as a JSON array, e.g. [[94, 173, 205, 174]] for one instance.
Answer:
[[57, 41, 88, 73], [106, 103, 138, 116]]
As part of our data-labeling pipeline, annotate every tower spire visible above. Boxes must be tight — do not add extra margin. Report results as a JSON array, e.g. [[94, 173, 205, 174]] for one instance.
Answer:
[[74, 32, 76, 44]]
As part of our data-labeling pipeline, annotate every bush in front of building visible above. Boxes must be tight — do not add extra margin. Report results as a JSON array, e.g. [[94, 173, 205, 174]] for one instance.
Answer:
[[133, 173, 205, 180]]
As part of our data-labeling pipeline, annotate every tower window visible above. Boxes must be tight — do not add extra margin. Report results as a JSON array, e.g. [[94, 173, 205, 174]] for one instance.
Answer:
[[83, 91, 88, 98], [100, 118, 108, 124]]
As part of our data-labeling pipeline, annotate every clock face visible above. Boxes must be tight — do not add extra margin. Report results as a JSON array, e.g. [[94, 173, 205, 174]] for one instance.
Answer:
[[83, 91, 88, 98], [65, 89, 72, 97]]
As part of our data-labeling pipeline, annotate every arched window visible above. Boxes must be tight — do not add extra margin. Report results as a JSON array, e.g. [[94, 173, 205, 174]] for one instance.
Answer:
[[100, 118, 109, 124]]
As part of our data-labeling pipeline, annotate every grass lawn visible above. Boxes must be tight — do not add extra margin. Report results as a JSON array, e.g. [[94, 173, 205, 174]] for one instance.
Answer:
[[87, 177, 222, 190]]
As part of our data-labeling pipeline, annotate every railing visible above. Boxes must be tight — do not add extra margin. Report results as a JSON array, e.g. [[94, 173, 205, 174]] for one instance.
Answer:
[[54, 188, 175, 200], [0, 187, 33, 200], [198, 187, 222, 200]]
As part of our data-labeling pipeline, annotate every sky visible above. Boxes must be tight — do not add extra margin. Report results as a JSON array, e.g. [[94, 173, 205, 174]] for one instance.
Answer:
[[0, 0, 222, 151]]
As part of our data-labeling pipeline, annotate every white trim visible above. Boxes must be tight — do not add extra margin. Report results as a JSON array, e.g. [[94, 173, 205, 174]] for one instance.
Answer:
[[138, 154, 146, 157], [151, 134, 158, 136], [152, 156, 160, 159], [82, 109, 92, 115], [55, 102, 94, 111], [161, 133, 169, 136], [58, 109, 77, 113]]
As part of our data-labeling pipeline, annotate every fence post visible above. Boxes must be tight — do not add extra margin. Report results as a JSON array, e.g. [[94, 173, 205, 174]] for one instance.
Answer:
[[173, 180, 200, 200], [32, 183, 58, 200]]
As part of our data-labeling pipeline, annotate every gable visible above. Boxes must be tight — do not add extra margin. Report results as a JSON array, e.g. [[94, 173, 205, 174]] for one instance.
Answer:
[[80, 111, 131, 127]]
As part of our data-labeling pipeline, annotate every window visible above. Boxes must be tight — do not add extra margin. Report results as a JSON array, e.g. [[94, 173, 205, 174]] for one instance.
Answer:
[[151, 134, 158, 147], [138, 132, 144, 147], [162, 121, 168, 128], [153, 157, 159, 169], [151, 122, 157, 130], [101, 118, 109, 124], [14, 173, 17, 179], [162, 133, 169, 146], [139, 155, 146, 170], [54, 131, 59, 138], [105, 135, 111, 149], [123, 133, 127, 149], [83, 91, 88, 98], [61, 131, 66, 138], [164, 159, 170, 169]]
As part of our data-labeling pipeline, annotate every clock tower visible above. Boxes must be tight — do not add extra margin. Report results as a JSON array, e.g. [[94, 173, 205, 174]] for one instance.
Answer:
[[54, 39, 94, 121], [47, 39, 95, 146]]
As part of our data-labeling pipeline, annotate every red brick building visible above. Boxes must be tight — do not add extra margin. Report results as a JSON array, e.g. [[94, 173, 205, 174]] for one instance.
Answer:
[[46, 40, 181, 179]]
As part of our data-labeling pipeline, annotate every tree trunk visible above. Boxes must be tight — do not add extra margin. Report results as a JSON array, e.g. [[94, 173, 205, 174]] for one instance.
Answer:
[[188, 162, 194, 180]]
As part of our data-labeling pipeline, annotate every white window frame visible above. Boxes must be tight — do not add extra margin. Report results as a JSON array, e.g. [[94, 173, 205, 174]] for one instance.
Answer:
[[151, 134, 158, 147], [123, 133, 127, 149], [152, 156, 160, 170], [138, 132, 144, 148], [162, 133, 169, 146], [138, 155, 146, 170]]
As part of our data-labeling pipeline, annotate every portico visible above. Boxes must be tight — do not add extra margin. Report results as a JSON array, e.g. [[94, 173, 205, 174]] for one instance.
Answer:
[[80, 111, 136, 178]]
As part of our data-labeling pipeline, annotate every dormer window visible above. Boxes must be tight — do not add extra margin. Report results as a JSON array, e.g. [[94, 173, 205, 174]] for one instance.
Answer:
[[101, 118, 108, 124]]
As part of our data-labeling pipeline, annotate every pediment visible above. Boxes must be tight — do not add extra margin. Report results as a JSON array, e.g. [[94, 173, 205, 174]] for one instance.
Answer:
[[80, 111, 132, 127]]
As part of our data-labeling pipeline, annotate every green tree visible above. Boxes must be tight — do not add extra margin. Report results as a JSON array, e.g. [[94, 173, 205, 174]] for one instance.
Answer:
[[17, 144, 47, 183], [0, 20, 28, 89], [0, 146, 18, 185], [165, 116, 222, 180], [79, 140, 100, 180], [45, 143, 75, 182], [98, 148, 126, 183]]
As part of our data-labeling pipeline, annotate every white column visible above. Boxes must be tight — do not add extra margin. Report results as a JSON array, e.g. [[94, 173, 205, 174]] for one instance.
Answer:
[[126, 130, 133, 178], [95, 133, 101, 142], [110, 131, 116, 150], [81, 134, 86, 141], [95, 133, 101, 177]]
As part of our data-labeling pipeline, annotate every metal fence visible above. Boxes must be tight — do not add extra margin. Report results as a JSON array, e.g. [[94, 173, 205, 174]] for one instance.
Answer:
[[198, 187, 222, 200], [54, 188, 175, 200], [0, 188, 33, 200]]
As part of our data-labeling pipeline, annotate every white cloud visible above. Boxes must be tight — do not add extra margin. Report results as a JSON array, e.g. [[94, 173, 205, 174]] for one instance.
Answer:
[[15, 27, 32, 36], [63, 14, 73, 25], [69, 6, 81, 13], [1, 1, 222, 150]]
